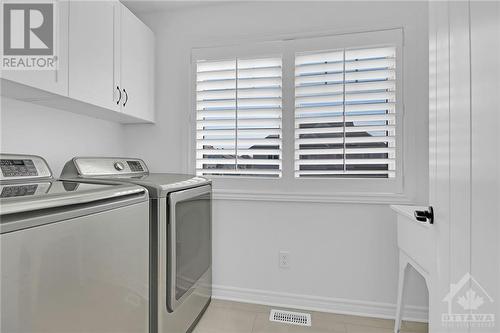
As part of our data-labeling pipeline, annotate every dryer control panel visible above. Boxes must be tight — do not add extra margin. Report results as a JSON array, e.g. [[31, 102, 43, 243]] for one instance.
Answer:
[[64, 157, 149, 177], [0, 154, 52, 182]]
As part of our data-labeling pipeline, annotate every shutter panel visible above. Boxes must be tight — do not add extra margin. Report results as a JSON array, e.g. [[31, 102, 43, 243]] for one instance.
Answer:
[[196, 57, 282, 177], [294, 46, 397, 178]]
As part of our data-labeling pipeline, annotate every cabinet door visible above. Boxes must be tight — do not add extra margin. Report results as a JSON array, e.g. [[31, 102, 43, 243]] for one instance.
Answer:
[[120, 4, 155, 122], [68, 1, 120, 111], [0, 0, 68, 96]]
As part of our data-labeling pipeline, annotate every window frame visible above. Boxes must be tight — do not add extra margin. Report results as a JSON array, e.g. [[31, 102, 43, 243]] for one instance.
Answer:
[[189, 29, 410, 203]]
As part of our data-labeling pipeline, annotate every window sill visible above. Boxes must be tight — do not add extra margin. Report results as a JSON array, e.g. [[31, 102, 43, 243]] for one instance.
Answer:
[[212, 189, 415, 205]]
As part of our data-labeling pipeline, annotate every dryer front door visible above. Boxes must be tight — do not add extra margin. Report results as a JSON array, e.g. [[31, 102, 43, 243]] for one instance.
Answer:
[[167, 185, 211, 312]]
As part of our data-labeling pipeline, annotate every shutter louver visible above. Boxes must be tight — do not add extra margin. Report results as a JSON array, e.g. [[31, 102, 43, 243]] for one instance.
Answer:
[[196, 57, 282, 177], [295, 46, 397, 178]]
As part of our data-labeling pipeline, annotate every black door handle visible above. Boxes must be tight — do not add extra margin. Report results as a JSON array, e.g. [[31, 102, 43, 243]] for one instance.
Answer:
[[414, 206, 434, 224], [123, 88, 128, 107], [116, 86, 121, 105]]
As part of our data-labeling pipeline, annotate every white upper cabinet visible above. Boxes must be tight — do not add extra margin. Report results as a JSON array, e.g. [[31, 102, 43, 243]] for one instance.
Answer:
[[119, 5, 155, 122], [68, 1, 120, 111], [0, 0, 69, 96], [68, 1, 154, 122], [1, 1, 154, 123]]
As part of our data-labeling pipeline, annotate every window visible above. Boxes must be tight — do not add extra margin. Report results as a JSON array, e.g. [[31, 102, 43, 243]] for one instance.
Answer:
[[294, 46, 397, 178], [191, 29, 409, 201], [196, 57, 283, 177]]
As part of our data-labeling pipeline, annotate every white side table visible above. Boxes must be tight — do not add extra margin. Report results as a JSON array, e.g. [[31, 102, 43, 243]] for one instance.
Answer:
[[391, 205, 435, 333]]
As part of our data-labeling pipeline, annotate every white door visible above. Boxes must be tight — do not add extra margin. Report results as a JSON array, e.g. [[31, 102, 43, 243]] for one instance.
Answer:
[[428, 3, 452, 330], [119, 4, 155, 122], [469, 2, 500, 332], [429, 1, 499, 332], [68, 0, 120, 111], [0, 0, 68, 96]]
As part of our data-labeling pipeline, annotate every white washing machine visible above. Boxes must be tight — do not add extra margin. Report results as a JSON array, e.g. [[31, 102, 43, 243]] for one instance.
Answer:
[[0, 154, 150, 333], [61, 157, 212, 333]]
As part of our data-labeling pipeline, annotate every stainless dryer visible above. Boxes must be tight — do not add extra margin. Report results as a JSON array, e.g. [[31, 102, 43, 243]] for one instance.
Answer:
[[61, 157, 212, 333], [0, 154, 150, 333]]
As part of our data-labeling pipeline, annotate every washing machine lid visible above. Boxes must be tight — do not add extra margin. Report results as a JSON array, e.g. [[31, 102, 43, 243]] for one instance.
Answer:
[[0, 180, 147, 216], [60, 157, 211, 198]]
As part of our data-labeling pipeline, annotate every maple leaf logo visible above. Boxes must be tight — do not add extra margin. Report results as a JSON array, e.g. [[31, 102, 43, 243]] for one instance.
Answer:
[[457, 289, 484, 310]]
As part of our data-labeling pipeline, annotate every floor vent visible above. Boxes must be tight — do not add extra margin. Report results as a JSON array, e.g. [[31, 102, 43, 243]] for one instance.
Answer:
[[269, 309, 312, 327]]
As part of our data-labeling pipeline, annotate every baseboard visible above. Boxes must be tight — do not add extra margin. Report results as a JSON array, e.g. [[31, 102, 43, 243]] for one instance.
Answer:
[[212, 284, 428, 323]]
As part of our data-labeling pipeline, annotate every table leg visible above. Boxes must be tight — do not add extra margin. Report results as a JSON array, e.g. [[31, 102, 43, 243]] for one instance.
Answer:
[[394, 251, 409, 333]]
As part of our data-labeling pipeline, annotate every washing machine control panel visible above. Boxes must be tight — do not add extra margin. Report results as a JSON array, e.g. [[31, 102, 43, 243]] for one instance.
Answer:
[[0, 154, 52, 181]]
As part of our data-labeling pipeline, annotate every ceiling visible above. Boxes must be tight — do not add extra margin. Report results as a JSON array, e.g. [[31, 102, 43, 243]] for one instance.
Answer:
[[121, 0, 222, 14]]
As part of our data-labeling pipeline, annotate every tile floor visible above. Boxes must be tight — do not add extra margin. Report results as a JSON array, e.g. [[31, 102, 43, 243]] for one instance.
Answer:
[[192, 300, 428, 333]]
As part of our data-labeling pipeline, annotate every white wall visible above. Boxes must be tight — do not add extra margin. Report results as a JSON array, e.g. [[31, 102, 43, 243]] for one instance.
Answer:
[[125, 1, 430, 320], [0, 98, 125, 175]]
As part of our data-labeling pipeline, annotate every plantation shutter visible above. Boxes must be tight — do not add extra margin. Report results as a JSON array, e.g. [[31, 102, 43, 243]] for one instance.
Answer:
[[294, 46, 397, 178], [196, 57, 282, 177]]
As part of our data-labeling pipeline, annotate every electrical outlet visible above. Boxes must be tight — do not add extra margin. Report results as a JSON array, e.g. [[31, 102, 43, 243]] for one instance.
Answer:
[[279, 251, 290, 268]]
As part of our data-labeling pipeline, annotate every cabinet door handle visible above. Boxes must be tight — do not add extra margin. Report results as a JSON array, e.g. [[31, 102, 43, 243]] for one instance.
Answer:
[[123, 88, 128, 107], [116, 86, 121, 105]]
